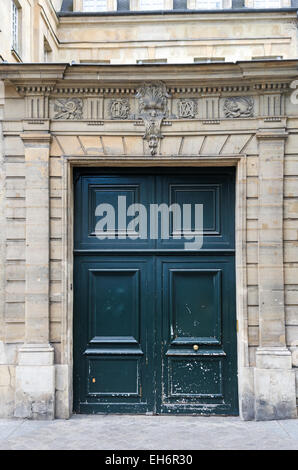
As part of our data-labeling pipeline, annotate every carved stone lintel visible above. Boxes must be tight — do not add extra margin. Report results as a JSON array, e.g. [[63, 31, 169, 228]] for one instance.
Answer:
[[224, 96, 254, 118], [54, 98, 83, 120], [136, 81, 170, 155]]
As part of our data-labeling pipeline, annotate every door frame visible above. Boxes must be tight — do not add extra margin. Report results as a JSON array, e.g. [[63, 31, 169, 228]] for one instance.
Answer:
[[58, 154, 249, 418]]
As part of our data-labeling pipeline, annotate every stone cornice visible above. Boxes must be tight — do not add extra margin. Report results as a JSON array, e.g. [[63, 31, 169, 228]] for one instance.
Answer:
[[57, 10, 298, 24], [0, 64, 67, 82], [1, 61, 296, 93]]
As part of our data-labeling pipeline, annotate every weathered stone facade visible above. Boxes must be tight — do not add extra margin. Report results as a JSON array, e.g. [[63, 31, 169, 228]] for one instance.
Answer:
[[0, 2, 298, 421], [0, 61, 297, 420]]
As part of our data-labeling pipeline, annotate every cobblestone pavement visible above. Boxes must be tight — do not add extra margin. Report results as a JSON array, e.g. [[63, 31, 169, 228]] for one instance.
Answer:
[[0, 415, 297, 450]]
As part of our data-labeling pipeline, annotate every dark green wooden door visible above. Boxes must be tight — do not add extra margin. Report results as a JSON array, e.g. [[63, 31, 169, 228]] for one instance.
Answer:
[[73, 168, 238, 415]]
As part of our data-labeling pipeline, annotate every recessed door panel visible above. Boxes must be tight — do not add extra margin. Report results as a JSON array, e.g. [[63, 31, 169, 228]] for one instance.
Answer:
[[74, 172, 155, 250], [169, 184, 220, 235], [170, 269, 222, 345], [157, 172, 235, 249], [89, 269, 140, 341], [87, 357, 141, 398], [88, 184, 141, 239], [169, 357, 224, 398]]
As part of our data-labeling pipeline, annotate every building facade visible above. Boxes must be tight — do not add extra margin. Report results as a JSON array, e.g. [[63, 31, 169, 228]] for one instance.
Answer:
[[0, 0, 298, 420]]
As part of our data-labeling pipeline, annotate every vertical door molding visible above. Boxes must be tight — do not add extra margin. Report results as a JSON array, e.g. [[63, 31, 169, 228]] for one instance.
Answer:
[[235, 155, 255, 420]]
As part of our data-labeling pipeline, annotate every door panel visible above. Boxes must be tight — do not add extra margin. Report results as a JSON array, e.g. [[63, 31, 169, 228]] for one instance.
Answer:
[[156, 255, 238, 414], [88, 268, 141, 340], [169, 269, 222, 345], [87, 357, 141, 397], [74, 173, 155, 250], [169, 357, 224, 398], [73, 168, 238, 415], [157, 172, 235, 250], [73, 255, 155, 414]]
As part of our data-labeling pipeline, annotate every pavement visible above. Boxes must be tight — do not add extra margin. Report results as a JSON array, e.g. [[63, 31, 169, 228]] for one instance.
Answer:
[[0, 415, 297, 450]]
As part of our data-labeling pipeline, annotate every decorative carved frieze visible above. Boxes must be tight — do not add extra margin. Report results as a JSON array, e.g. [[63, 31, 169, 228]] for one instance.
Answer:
[[15, 81, 291, 124], [54, 98, 83, 120], [110, 99, 130, 120], [178, 99, 197, 119], [136, 81, 170, 155], [224, 96, 254, 118]]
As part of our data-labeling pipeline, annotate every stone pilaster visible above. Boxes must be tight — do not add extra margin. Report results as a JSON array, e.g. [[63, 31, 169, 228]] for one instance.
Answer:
[[254, 128, 297, 421], [0, 80, 5, 346], [14, 133, 55, 420], [0, 81, 14, 418]]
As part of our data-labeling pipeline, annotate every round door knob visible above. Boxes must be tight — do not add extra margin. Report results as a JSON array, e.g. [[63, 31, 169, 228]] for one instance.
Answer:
[[193, 344, 199, 351]]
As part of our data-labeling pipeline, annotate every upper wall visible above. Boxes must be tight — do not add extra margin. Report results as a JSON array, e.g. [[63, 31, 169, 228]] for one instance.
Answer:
[[56, 11, 298, 63], [1, 1, 298, 63]]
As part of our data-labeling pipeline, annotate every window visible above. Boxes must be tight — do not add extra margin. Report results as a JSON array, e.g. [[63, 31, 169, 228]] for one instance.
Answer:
[[253, 0, 281, 7], [139, 0, 164, 9], [252, 55, 283, 60], [11, 1, 19, 52], [194, 0, 222, 8], [44, 38, 52, 63], [194, 57, 225, 62], [79, 59, 111, 63], [83, 0, 108, 11], [137, 58, 168, 63], [188, 0, 232, 8]]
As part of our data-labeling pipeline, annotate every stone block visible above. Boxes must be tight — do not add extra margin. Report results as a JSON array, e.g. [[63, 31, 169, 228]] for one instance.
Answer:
[[15, 365, 55, 420], [0, 365, 15, 418], [15, 345, 55, 420], [238, 367, 255, 421], [254, 367, 297, 421], [55, 365, 71, 419], [0, 365, 12, 387], [290, 348, 298, 367]]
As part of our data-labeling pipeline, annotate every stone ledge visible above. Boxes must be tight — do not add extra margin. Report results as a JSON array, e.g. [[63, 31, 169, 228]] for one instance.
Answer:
[[256, 347, 292, 370], [256, 130, 289, 139], [20, 133, 52, 144], [18, 344, 54, 366]]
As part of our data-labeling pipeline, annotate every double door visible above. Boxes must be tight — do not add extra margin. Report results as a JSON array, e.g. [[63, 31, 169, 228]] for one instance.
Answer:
[[73, 168, 238, 415]]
